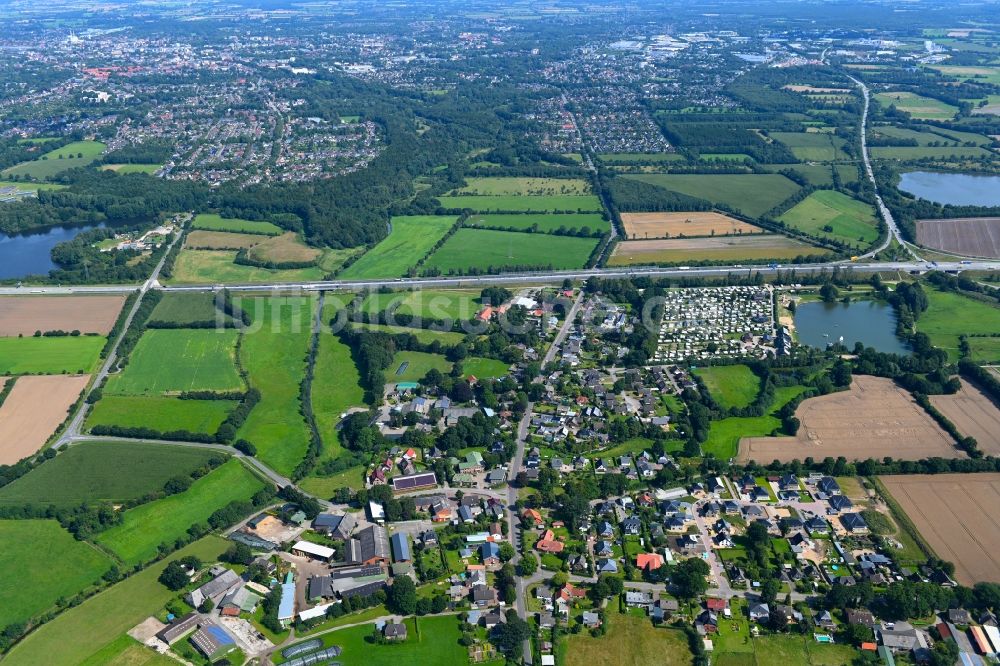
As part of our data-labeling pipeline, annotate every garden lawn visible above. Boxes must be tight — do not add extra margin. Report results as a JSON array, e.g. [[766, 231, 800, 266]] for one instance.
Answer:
[[312, 327, 365, 459], [424, 228, 599, 273], [466, 212, 608, 234], [2, 140, 105, 180], [693, 364, 761, 409], [87, 396, 235, 435], [462, 356, 511, 379], [703, 385, 807, 458], [237, 296, 314, 476], [919, 288, 1000, 362], [565, 613, 693, 666], [191, 213, 282, 235], [624, 173, 801, 218], [3, 537, 228, 666], [339, 216, 457, 279], [287, 615, 465, 666], [0, 335, 104, 374], [391, 351, 452, 383], [95, 460, 264, 565], [105, 329, 242, 395], [779, 190, 879, 247], [0, 441, 222, 507], [299, 464, 366, 497], [436, 194, 603, 213], [0, 520, 112, 627]]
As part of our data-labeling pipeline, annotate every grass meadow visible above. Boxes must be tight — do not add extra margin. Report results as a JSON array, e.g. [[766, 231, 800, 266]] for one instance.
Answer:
[[919, 287, 1000, 362], [423, 228, 599, 272], [0, 520, 111, 628], [565, 613, 693, 666], [2, 140, 105, 180], [0, 335, 105, 374], [361, 288, 483, 321], [3, 537, 229, 666], [86, 395, 236, 434], [106, 329, 243, 395], [874, 91, 957, 120], [779, 190, 880, 246], [190, 213, 283, 236], [466, 212, 608, 234], [0, 441, 221, 507], [624, 173, 801, 218], [312, 324, 365, 459], [95, 460, 264, 565], [149, 292, 227, 325], [237, 296, 314, 476], [339, 215, 457, 279], [437, 193, 603, 212], [693, 364, 761, 409], [702, 385, 808, 458], [168, 249, 326, 284]]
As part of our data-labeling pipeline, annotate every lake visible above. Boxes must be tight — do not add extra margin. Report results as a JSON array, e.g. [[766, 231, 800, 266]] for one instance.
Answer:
[[0, 224, 103, 280], [899, 171, 1000, 207], [794, 300, 910, 355]]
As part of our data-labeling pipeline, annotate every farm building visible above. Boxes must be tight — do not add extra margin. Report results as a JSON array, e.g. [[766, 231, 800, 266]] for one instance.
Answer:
[[292, 540, 335, 562], [155, 612, 200, 645], [187, 568, 240, 608], [278, 581, 296, 624], [312, 512, 356, 540], [390, 532, 411, 562], [392, 471, 438, 493], [190, 622, 236, 660], [346, 524, 390, 565]]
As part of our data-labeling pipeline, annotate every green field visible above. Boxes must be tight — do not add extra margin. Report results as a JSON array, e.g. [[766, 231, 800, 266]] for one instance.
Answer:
[[355, 323, 468, 344], [87, 395, 236, 435], [3, 537, 228, 666], [461, 356, 511, 379], [599, 153, 685, 163], [703, 385, 807, 458], [565, 613, 693, 666], [237, 296, 314, 476], [106, 329, 243, 395], [299, 464, 366, 497], [466, 212, 608, 234], [391, 351, 453, 383], [312, 326, 365, 459], [454, 176, 592, 195], [2, 140, 106, 180], [770, 132, 849, 162], [0, 441, 222, 507], [871, 146, 993, 160], [79, 636, 178, 666], [872, 125, 993, 147], [0, 520, 112, 628], [168, 249, 326, 284], [0, 335, 105, 374], [624, 173, 801, 218], [874, 91, 957, 120], [100, 163, 162, 175], [149, 292, 226, 325], [929, 64, 1000, 85], [424, 228, 599, 273], [0, 180, 66, 194], [95, 460, 264, 565], [361, 288, 483, 321], [919, 288, 1000, 362], [694, 364, 761, 409], [191, 213, 283, 236], [779, 190, 880, 246], [339, 215, 457, 279], [436, 193, 603, 213]]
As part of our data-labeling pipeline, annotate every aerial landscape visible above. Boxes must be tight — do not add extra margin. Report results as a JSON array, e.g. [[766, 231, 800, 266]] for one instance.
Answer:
[[3, 0, 1000, 664]]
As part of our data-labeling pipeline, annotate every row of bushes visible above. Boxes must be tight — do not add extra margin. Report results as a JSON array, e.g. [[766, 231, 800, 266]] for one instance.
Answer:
[[913, 392, 980, 457]]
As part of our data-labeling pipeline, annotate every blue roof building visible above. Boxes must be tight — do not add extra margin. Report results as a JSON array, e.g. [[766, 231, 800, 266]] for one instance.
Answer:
[[390, 533, 411, 562], [278, 582, 295, 623]]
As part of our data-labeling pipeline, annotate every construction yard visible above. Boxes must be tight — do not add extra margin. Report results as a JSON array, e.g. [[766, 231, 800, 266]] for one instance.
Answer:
[[739, 375, 961, 463]]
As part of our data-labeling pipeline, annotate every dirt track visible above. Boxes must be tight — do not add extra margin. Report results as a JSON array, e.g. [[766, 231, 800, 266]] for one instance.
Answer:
[[739, 375, 961, 463], [931, 381, 1000, 455], [0, 375, 90, 464], [916, 217, 1000, 259], [0, 295, 125, 337], [882, 474, 1000, 585], [620, 212, 762, 239]]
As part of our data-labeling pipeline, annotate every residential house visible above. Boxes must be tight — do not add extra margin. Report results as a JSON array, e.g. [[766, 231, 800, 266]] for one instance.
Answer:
[[383, 622, 407, 641], [749, 604, 770, 622]]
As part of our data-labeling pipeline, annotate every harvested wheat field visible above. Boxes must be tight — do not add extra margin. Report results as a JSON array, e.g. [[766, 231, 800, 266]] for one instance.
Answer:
[[916, 218, 1000, 258], [0, 295, 125, 337], [882, 474, 1000, 585], [185, 230, 264, 250], [609, 234, 826, 265], [0, 375, 89, 464], [620, 211, 763, 239], [739, 376, 960, 463], [930, 381, 1000, 455]]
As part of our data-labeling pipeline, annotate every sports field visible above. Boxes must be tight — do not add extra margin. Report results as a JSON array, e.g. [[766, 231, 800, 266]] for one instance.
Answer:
[[95, 459, 265, 565], [339, 215, 457, 279], [237, 296, 314, 476], [2, 140, 105, 180], [87, 395, 236, 435], [454, 176, 592, 195], [190, 213, 283, 235], [466, 212, 608, 234], [882, 473, 1000, 585], [779, 190, 880, 246], [621, 211, 762, 239], [565, 613, 693, 666], [0, 374, 90, 465], [424, 228, 599, 272], [874, 91, 957, 120], [609, 235, 827, 265], [0, 335, 105, 374], [436, 193, 603, 212], [167, 249, 326, 284], [106, 329, 243, 394], [624, 173, 801, 218], [0, 520, 111, 628], [3, 537, 228, 666], [694, 364, 760, 409], [0, 294, 125, 336], [918, 288, 1000, 362], [0, 441, 222, 507]]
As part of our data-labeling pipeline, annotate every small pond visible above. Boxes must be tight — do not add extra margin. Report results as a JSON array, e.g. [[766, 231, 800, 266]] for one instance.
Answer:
[[0, 223, 103, 280], [794, 299, 910, 355]]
